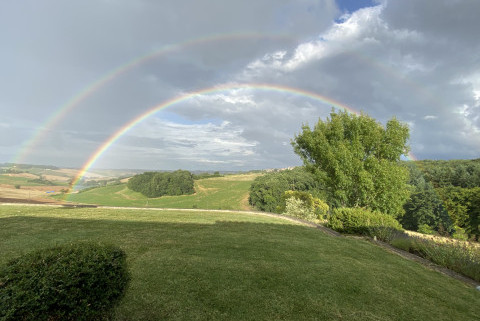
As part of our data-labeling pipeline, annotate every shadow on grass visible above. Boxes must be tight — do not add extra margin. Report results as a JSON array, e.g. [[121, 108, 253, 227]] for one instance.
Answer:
[[1, 215, 479, 321]]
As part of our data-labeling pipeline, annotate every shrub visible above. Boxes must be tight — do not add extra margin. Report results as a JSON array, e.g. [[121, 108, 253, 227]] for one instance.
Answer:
[[313, 198, 329, 219], [367, 226, 404, 243], [0, 242, 130, 321], [417, 224, 436, 235], [328, 207, 403, 236], [280, 191, 330, 222], [249, 167, 324, 213], [452, 226, 469, 241], [284, 197, 316, 221], [390, 235, 415, 252]]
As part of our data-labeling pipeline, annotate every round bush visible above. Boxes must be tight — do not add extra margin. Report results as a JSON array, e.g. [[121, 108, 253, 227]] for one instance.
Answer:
[[0, 242, 130, 321]]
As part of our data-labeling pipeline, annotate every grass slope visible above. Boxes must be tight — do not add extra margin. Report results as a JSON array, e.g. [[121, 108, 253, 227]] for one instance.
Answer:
[[61, 174, 258, 210], [0, 205, 478, 321]]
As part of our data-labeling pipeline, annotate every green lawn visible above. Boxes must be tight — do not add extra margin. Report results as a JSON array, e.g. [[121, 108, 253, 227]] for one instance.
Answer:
[[60, 174, 256, 210], [0, 205, 478, 320]]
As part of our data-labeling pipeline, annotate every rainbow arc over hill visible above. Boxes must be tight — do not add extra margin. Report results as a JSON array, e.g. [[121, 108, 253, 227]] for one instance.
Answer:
[[12, 32, 294, 164], [67, 83, 417, 195]]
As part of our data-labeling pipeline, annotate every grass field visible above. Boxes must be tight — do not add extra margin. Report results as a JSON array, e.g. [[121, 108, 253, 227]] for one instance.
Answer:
[[1, 205, 478, 320], [0, 174, 44, 187], [60, 174, 258, 210]]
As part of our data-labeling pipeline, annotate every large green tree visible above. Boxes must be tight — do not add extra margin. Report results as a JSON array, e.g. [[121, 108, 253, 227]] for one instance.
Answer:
[[292, 110, 410, 217]]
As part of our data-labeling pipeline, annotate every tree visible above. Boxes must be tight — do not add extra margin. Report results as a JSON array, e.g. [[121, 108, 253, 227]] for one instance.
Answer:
[[402, 183, 454, 234], [127, 170, 194, 198], [292, 109, 410, 217]]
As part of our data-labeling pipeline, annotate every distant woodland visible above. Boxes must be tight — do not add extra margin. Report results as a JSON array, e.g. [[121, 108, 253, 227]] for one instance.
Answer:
[[127, 170, 194, 198]]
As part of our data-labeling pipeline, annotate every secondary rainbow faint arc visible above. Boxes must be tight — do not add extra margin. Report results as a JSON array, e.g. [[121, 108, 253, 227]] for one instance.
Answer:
[[68, 83, 418, 194], [13, 32, 293, 164], [68, 83, 354, 191]]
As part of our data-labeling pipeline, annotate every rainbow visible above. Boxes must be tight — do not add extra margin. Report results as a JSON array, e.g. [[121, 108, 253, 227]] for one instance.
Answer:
[[12, 32, 293, 165], [67, 83, 361, 193]]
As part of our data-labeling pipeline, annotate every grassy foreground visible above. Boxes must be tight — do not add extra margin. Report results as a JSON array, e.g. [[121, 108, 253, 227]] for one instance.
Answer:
[[1, 205, 478, 321], [60, 174, 258, 210]]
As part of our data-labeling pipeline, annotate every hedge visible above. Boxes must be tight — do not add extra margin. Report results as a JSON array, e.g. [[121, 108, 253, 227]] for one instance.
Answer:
[[328, 207, 403, 236]]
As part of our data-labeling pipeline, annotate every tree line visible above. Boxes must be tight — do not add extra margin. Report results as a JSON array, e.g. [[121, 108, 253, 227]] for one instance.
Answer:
[[249, 109, 479, 241], [127, 170, 194, 198], [401, 160, 480, 240]]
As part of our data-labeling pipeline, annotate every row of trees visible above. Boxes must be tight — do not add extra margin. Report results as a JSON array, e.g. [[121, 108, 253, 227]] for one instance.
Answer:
[[401, 161, 480, 240], [127, 170, 194, 198], [249, 109, 479, 240], [416, 159, 480, 188]]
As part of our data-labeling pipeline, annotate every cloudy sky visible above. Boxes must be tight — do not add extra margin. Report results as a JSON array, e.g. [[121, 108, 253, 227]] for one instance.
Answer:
[[1, 0, 479, 171]]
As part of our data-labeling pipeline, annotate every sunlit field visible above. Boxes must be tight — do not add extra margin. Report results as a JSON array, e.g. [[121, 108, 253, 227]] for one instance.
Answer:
[[59, 174, 259, 210]]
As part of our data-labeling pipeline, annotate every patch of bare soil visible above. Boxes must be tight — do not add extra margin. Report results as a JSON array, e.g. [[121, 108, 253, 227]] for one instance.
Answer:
[[42, 174, 71, 182], [216, 173, 262, 181], [55, 168, 81, 177], [0, 185, 65, 204], [5, 173, 38, 179], [0, 197, 65, 205]]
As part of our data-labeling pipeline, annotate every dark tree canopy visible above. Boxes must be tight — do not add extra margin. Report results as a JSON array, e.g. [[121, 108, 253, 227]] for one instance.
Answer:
[[401, 160, 480, 239], [413, 159, 480, 188], [127, 170, 194, 198], [292, 110, 410, 217]]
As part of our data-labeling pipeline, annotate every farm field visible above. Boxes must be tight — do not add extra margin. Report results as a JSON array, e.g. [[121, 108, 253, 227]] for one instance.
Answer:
[[0, 205, 478, 321], [60, 174, 259, 210]]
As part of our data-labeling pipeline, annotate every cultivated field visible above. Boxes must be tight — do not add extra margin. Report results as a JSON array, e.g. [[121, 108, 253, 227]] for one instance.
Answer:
[[0, 205, 478, 320], [61, 174, 260, 210]]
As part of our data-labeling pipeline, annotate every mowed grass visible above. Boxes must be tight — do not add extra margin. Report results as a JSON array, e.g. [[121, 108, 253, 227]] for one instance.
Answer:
[[61, 174, 258, 210], [1, 205, 478, 321]]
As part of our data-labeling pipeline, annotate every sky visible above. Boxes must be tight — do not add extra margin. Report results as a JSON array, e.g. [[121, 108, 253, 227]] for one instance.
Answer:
[[1, 0, 479, 171]]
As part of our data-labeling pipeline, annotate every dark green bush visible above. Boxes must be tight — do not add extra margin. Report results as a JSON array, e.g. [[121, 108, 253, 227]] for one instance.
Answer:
[[328, 207, 403, 236], [0, 242, 130, 321], [128, 170, 194, 198]]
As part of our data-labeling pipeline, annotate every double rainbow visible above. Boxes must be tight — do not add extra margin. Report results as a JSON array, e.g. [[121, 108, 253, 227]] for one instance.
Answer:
[[68, 83, 358, 191], [12, 32, 293, 164]]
